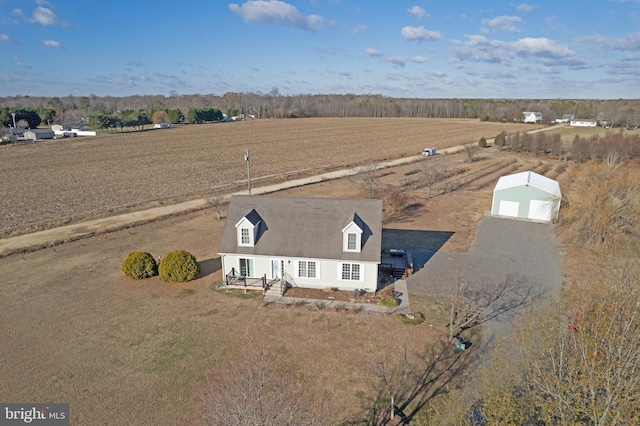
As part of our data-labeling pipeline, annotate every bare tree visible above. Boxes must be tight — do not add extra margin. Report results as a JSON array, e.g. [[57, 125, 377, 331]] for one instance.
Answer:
[[368, 341, 412, 422], [207, 195, 225, 220], [352, 161, 382, 199], [463, 142, 478, 162], [359, 336, 474, 425], [381, 184, 409, 222], [419, 156, 447, 197], [446, 272, 534, 341], [560, 162, 639, 246], [198, 349, 318, 425]]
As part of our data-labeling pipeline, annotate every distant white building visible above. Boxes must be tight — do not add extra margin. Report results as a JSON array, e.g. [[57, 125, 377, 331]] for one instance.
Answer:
[[554, 113, 575, 124], [569, 119, 597, 127], [523, 111, 543, 123]]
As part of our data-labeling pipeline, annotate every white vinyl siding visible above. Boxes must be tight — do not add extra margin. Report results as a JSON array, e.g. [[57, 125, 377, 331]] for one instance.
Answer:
[[298, 260, 318, 279]]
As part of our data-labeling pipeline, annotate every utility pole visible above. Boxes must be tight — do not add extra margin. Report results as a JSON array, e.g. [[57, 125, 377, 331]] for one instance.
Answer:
[[244, 149, 251, 195]]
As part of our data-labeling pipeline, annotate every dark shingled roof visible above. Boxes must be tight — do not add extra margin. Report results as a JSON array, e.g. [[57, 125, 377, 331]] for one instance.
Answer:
[[219, 195, 382, 262]]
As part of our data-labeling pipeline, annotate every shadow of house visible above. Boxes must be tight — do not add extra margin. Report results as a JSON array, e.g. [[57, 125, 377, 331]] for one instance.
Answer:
[[199, 258, 222, 278], [382, 229, 454, 272]]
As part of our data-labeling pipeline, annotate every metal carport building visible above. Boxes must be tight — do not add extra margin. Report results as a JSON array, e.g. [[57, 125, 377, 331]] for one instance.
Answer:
[[491, 171, 561, 222]]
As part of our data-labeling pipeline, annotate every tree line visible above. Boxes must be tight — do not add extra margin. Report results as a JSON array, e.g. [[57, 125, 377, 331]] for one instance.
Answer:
[[1, 92, 640, 129]]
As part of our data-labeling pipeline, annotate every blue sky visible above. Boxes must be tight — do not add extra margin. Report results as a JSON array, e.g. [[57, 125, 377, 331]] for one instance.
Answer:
[[1, 0, 639, 99]]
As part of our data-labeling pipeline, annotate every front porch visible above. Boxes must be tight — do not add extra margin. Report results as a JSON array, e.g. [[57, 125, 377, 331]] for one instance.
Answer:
[[224, 268, 284, 295]]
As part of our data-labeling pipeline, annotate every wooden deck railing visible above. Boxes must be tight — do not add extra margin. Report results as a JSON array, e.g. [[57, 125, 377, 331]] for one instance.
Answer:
[[225, 268, 267, 290]]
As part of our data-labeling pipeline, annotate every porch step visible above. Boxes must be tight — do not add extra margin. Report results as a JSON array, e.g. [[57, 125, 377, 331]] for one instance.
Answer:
[[264, 283, 285, 297]]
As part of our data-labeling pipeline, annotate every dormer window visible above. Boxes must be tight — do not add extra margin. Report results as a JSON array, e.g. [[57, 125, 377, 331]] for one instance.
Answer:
[[235, 209, 262, 247], [342, 214, 364, 253]]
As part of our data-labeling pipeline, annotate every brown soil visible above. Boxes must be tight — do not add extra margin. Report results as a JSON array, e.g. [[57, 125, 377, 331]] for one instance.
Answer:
[[283, 286, 377, 303], [0, 118, 541, 238]]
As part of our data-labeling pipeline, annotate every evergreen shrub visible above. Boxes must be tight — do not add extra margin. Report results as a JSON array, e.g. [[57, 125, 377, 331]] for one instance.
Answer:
[[159, 249, 201, 282], [122, 251, 157, 280]]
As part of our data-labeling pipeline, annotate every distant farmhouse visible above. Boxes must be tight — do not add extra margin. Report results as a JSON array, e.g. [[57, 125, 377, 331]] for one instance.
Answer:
[[219, 196, 382, 294], [554, 114, 575, 124], [522, 111, 543, 124]]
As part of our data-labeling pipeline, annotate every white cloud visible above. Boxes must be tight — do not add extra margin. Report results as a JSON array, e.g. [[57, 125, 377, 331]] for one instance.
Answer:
[[0, 34, 9, 42], [577, 32, 640, 51], [228, 0, 322, 31], [452, 35, 511, 63], [352, 24, 367, 34], [31, 6, 57, 25], [401, 26, 443, 41], [12, 9, 26, 18], [453, 35, 585, 67], [513, 37, 573, 58], [366, 48, 382, 57], [44, 39, 63, 49], [366, 48, 428, 67], [384, 55, 428, 67], [408, 6, 429, 19], [13, 56, 31, 69], [517, 3, 533, 13], [481, 15, 524, 33]]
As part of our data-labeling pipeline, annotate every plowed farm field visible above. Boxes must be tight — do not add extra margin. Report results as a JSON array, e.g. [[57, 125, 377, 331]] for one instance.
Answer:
[[0, 118, 539, 237]]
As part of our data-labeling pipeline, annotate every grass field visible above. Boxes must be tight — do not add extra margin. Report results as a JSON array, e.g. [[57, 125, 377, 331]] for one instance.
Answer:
[[0, 118, 539, 238], [546, 124, 640, 145]]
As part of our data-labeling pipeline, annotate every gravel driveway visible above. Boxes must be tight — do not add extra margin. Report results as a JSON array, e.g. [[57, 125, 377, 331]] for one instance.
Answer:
[[406, 215, 563, 346]]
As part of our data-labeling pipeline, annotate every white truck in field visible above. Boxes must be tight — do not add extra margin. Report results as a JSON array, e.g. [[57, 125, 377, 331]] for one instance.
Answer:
[[422, 147, 436, 156]]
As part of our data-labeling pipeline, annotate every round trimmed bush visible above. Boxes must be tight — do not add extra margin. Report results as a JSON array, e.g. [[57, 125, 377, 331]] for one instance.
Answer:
[[159, 249, 201, 282], [122, 251, 157, 280]]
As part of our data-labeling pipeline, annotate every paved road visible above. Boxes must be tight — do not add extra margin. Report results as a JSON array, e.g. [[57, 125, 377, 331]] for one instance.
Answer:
[[407, 215, 563, 347]]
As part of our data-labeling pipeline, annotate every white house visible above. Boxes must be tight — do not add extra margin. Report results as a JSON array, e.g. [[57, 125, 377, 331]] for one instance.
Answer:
[[554, 113, 575, 124], [218, 196, 382, 294], [491, 171, 562, 222], [523, 111, 543, 123], [569, 119, 597, 127]]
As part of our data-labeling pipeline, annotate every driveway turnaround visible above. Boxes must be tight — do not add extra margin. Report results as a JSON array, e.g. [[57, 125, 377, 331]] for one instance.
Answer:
[[407, 215, 563, 345]]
